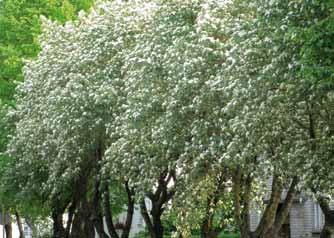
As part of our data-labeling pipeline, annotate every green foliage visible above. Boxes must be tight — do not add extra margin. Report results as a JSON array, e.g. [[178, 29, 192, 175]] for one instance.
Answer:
[[298, 2, 334, 90], [0, 0, 95, 221], [0, 0, 94, 102]]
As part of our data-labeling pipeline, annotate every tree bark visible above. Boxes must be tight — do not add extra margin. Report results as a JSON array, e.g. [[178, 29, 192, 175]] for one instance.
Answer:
[[65, 201, 76, 238], [140, 199, 156, 238], [15, 211, 25, 238], [232, 168, 253, 238], [151, 211, 164, 238], [241, 173, 252, 238], [92, 178, 110, 238], [318, 196, 334, 238], [262, 176, 298, 238], [253, 174, 283, 238], [232, 167, 243, 233], [121, 181, 135, 238], [140, 170, 175, 238], [70, 175, 94, 238], [5, 223, 12, 238], [103, 184, 120, 238], [52, 207, 65, 238]]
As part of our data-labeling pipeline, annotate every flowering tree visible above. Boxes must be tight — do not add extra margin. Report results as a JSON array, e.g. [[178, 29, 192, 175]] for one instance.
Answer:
[[0, 1, 95, 237], [5, 1, 334, 238], [5, 1, 152, 237], [215, 0, 334, 237]]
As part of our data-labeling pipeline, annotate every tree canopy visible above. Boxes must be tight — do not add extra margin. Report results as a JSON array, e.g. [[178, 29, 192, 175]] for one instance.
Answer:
[[2, 0, 334, 238]]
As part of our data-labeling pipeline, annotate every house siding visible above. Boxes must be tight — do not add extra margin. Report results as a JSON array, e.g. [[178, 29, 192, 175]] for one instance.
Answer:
[[289, 199, 317, 238], [250, 209, 261, 232], [249, 177, 331, 238], [304, 199, 315, 236]]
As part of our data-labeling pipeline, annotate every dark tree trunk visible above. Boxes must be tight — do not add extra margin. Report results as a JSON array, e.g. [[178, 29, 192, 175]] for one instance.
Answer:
[[253, 175, 283, 238], [121, 181, 135, 238], [318, 196, 334, 238], [201, 219, 224, 238], [140, 199, 156, 238], [92, 177, 110, 238], [200, 212, 216, 238], [70, 174, 94, 238], [15, 211, 25, 238], [232, 167, 243, 235], [65, 201, 76, 238], [140, 202, 164, 238], [320, 221, 334, 238], [71, 196, 95, 238], [241, 173, 253, 238], [152, 211, 164, 238], [70, 201, 95, 238], [232, 168, 253, 238], [52, 208, 65, 238], [103, 183, 120, 238], [261, 177, 298, 238], [5, 223, 12, 238], [140, 170, 175, 238]]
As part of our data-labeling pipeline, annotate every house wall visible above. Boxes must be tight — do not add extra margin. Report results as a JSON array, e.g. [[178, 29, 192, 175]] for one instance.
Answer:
[[289, 200, 308, 238], [250, 209, 261, 232]]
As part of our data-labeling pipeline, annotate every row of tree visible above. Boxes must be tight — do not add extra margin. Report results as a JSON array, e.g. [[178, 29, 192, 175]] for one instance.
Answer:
[[0, 0, 333, 238], [0, 0, 95, 237]]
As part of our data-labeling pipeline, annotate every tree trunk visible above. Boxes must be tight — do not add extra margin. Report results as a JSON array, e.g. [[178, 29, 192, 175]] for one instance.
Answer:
[[103, 184, 120, 238], [140, 199, 165, 238], [92, 177, 110, 238], [70, 174, 94, 238], [15, 211, 25, 238], [241, 173, 253, 238], [261, 177, 298, 238], [52, 207, 65, 238], [200, 213, 215, 238], [253, 175, 283, 238], [318, 196, 334, 238], [140, 199, 156, 238], [70, 197, 95, 238], [5, 223, 12, 238], [121, 181, 135, 238], [232, 167, 244, 236], [70, 202, 95, 238], [65, 201, 76, 238], [320, 221, 334, 238], [232, 168, 253, 238], [140, 170, 175, 238], [152, 212, 164, 238]]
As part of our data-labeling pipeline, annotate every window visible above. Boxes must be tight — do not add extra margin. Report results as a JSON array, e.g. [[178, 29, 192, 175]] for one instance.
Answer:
[[314, 204, 324, 232], [23, 224, 32, 238]]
